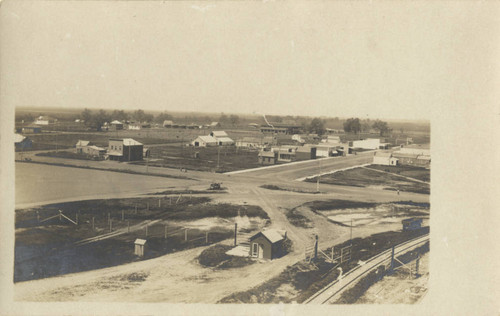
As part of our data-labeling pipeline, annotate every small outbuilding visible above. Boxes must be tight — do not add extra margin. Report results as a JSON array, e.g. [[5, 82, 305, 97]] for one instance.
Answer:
[[248, 229, 287, 260], [258, 150, 277, 165], [134, 238, 147, 257], [192, 135, 217, 147]]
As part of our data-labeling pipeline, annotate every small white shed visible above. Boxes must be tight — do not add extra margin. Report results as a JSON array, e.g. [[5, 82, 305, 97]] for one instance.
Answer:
[[134, 238, 147, 257]]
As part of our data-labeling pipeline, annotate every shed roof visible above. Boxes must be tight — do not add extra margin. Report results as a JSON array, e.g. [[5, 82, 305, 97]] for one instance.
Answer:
[[122, 138, 143, 146], [217, 137, 234, 143], [111, 120, 123, 125], [15, 134, 26, 143], [211, 131, 228, 137], [134, 238, 147, 245], [76, 140, 90, 147], [197, 135, 217, 143], [250, 229, 285, 244]]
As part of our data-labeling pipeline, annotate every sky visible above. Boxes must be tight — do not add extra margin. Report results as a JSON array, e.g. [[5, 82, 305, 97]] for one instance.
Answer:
[[1, 1, 499, 121]]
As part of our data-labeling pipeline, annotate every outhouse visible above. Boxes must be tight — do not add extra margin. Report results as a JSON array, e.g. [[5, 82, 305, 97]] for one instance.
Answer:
[[248, 229, 286, 260], [134, 238, 147, 257]]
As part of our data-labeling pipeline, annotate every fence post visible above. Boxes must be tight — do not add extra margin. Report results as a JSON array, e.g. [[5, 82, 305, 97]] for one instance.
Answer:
[[164, 225, 168, 239], [110, 219, 113, 232], [389, 246, 395, 273], [185, 228, 188, 241], [234, 223, 238, 246], [314, 235, 318, 260], [135, 205, 137, 214], [108, 212, 110, 224], [122, 210, 124, 221], [146, 224, 148, 237], [127, 220, 130, 233], [92, 217, 95, 230], [59, 210, 62, 222], [206, 232, 209, 244], [36, 211, 40, 222], [159, 198, 161, 208], [76, 213, 78, 225], [415, 254, 420, 277], [331, 246, 334, 262]]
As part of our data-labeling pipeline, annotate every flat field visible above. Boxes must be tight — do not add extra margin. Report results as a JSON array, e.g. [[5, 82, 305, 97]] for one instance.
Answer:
[[15, 196, 269, 282], [306, 166, 430, 194]]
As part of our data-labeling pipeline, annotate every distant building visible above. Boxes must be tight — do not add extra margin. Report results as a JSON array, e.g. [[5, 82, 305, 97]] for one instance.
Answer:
[[143, 148, 151, 158], [15, 134, 32, 150], [296, 145, 317, 161], [209, 122, 221, 128], [216, 137, 235, 146], [392, 150, 431, 168], [128, 123, 142, 130], [236, 137, 264, 148], [191, 135, 217, 147], [277, 146, 297, 163], [351, 138, 381, 150], [248, 229, 287, 260], [75, 140, 91, 153], [34, 116, 56, 125], [163, 120, 174, 127], [258, 150, 277, 165], [373, 151, 399, 166], [210, 131, 228, 138], [110, 120, 124, 130], [260, 124, 300, 135], [108, 138, 143, 161], [22, 126, 42, 134]]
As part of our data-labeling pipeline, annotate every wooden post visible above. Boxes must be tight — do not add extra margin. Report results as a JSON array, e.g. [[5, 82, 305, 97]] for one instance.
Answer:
[[76, 214, 78, 225], [109, 219, 112, 231], [389, 246, 395, 273], [314, 235, 319, 260], [59, 210, 62, 222], [169, 196, 172, 205], [108, 212, 110, 224], [127, 220, 130, 233], [184, 228, 188, 241], [146, 224, 148, 237], [122, 210, 124, 221], [205, 232, 209, 244], [92, 217, 95, 230], [135, 205, 137, 214], [331, 246, 334, 262], [164, 225, 168, 239], [234, 223, 238, 246], [415, 255, 420, 277], [159, 199, 161, 208], [36, 211, 40, 222]]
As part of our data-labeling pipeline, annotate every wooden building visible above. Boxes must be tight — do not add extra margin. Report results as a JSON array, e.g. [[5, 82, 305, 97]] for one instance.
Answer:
[[134, 239, 147, 257], [108, 138, 143, 161], [248, 229, 286, 260]]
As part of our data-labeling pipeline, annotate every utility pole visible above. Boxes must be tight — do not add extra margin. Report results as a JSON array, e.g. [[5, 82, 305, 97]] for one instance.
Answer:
[[316, 158, 321, 192], [217, 146, 220, 170]]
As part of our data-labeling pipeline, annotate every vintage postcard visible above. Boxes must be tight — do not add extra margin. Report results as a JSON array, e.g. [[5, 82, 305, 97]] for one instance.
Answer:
[[1, 1, 498, 315]]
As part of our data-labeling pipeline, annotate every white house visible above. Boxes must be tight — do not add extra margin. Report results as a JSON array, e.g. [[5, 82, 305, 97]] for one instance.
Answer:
[[210, 131, 228, 138], [373, 151, 399, 166], [192, 135, 217, 147], [34, 116, 55, 125], [351, 138, 381, 150], [216, 137, 235, 146]]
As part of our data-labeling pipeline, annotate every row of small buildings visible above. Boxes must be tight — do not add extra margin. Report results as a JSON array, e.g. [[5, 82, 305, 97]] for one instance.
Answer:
[[76, 138, 147, 161], [373, 146, 431, 168]]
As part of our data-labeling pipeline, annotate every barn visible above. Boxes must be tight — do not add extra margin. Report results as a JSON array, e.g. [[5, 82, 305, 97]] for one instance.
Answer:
[[248, 229, 287, 260], [258, 150, 277, 165], [192, 135, 217, 147]]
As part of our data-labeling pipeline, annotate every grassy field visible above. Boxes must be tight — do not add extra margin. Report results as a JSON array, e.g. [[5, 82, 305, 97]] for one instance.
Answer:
[[219, 227, 429, 304], [365, 165, 430, 182], [133, 144, 261, 172], [306, 167, 430, 194], [15, 196, 268, 282], [36, 150, 103, 161]]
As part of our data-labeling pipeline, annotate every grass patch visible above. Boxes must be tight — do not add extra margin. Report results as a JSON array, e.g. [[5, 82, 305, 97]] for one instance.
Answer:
[[198, 244, 255, 270], [286, 207, 313, 228], [36, 150, 104, 161], [365, 164, 430, 182], [305, 167, 429, 194], [260, 185, 320, 194]]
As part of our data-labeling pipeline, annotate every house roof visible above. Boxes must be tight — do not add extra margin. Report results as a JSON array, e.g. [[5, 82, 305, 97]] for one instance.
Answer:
[[134, 238, 147, 245], [197, 135, 217, 143], [88, 145, 106, 151], [392, 151, 419, 159], [259, 151, 276, 158], [250, 229, 285, 244], [111, 120, 123, 125], [76, 140, 90, 147], [15, 134, 26, 143], [122, 138, 143, 146], [211, 131, 228, 137], [217, 137, 234, 143]]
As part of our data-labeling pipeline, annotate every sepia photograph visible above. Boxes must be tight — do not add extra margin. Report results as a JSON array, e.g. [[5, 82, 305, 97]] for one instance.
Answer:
[[1, 1, 498, 315]]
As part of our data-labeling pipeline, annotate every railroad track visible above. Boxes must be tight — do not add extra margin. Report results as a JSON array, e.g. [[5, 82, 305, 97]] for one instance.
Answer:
[[304, 233, 429, 304]]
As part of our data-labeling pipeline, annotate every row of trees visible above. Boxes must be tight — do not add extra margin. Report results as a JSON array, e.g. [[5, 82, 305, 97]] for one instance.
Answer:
[[343, 118, 391, 136]]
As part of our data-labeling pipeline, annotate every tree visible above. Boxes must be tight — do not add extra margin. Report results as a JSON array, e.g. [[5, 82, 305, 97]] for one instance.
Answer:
[[308, 118, 326, 135], [133, 109, 146, 122], [155, 112, 173, 124], [372, 120, 391, 136], [112, 110, 129, 122], [343, 118, 362, 134], [81, 108, 92, 124], [229, 114, 240, 126]]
